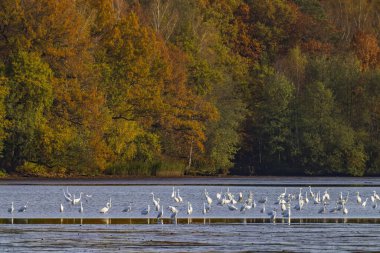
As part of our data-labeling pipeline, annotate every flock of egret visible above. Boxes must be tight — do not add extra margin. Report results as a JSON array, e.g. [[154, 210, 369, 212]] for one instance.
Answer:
[[5, 186, 380, 224]]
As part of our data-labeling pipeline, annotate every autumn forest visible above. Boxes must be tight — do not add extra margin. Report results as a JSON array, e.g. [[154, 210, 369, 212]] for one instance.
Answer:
[[0, 0, 379, 177]]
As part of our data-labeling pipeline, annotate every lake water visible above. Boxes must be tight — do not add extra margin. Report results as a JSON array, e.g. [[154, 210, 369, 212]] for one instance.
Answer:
[[1, 177, 380, 252]]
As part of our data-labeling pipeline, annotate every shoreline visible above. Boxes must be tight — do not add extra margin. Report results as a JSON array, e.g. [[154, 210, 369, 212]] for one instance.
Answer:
[[1, 176, 380, 186], [1, 174, 379, 180]]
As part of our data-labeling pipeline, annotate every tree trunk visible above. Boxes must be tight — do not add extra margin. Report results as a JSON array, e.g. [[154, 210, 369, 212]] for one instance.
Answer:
[[186, 137, 194, 174]]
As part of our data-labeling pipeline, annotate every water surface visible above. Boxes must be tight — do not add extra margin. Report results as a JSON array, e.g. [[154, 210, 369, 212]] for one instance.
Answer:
[[0, 178, 379, 252]]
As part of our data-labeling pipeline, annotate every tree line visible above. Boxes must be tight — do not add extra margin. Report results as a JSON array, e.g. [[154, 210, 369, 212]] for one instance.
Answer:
[[0, 0, 379, 177]]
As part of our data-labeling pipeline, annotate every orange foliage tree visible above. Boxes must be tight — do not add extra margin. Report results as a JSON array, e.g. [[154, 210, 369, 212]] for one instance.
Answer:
[[352, 31, 380, 71]]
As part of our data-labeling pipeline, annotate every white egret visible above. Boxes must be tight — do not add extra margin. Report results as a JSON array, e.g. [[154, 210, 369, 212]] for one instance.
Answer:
[[177, 189, 183, 203], [374, 191, 380, 201], [141, 205, 150, 215], [169, 206, 179, 214], [260, 204, 266, 213], [241, 200, 253, 212], [173, 191, 180, 203], [205, 203, 211, 213], [223, 197, 230, 205], [322, 189, 330, 201], [297, 188, 303, 200], [216, 190, 222, 200], [187, 202, 193, 215], [362, 198, 368, 207], [283, 203, 291, 218], [344, 192, 350, 204], [8, 202, 14, 213], [339, 192, 343, 201], [318, 203, 327, 214], [72, 192, 83, 205], [169, 205, 178, 223], [295, 195, 305, 211], [171, 187, 175, 198], [228, 203, 238, 211], [170, 211, 178, 221], [284, 203, 291, 225], [66, 187, 72, 198], [157, 206, 164, 220], [63, 189, 72, 202], [18, 202, 28, 212], [314, 191, 321, 204], [247, 191, 254, 202], [279, 188, 287, 199], [122, 203, 132, 212], [230, 198, 237, 205], [151, 193, 160, 211], [238, 192, 243, 202], [240, 203, 248, 212], [356, 192, 362, 204], [270, 210, 277, 223], [155, 200, 160, 212], [151, 192, 159, 205], [240, 203, 246, 212], [60, 203, 64, 213], [309, 186, 315, 199], [281, 203, 286, 212], [343, 203, 348, 215], [100, 198, 112, 214], [258, 197, 267, 204], [206, 194, 213, 206]]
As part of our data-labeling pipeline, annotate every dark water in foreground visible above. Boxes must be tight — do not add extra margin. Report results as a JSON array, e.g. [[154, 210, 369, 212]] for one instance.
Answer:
[[1, 178, 380, 252], [1, 223, 380, 252]]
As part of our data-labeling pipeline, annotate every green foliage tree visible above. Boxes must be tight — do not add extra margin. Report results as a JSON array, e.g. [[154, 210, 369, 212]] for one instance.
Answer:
[[3, 51, 53, 170], [237, 72, 295, 175], [0, 76, 9, 155], [299, 81, 367, 176], [358, 70, 380, 174]]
